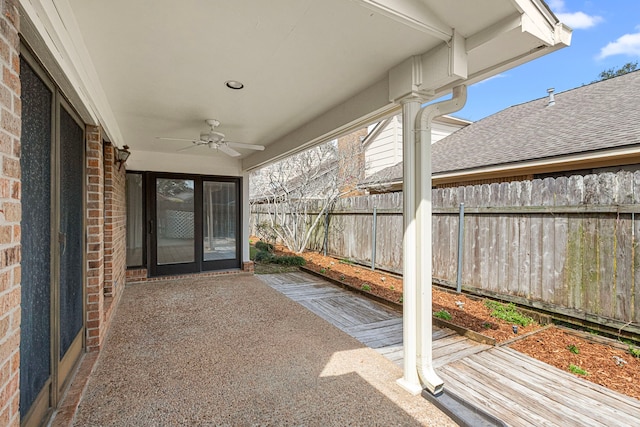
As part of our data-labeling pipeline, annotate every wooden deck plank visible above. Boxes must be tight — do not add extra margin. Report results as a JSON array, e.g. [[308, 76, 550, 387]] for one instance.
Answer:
[[344, 318, 402, 334], [459, 355, 612, 427], [488, 348, 640, 414], [438, 365, 545, 427], [259, 272, 327, 286], [432, 342, 491, 368]]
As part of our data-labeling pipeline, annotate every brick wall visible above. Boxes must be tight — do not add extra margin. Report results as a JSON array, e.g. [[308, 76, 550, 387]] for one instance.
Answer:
[[102, 143, 126, 332], [85, 126, 105, 352], [103, 143, 126, 298], [85, 135, 127, 352], [0, 1, 21, 425], [337, 128, 367, 197]]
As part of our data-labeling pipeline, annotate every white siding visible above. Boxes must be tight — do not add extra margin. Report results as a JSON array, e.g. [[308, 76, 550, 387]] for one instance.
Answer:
[[364, 115, 469, 177]]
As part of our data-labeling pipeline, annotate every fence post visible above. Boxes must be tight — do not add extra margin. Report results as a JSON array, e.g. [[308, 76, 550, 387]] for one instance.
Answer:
[[323, 210, 329, 256], [456, 202, 464, 293], [371, 206, 377, 270]]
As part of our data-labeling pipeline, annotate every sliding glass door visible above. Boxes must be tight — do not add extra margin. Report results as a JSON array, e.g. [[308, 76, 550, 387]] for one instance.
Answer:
[[148, 174, 240, 276], [20, 52, 85, 427]]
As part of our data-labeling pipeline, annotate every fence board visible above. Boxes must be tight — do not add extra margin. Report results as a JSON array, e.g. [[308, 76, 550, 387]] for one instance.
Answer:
[[634, 171, 640, 324], [541, 177, 555, 303], [553, 177, 569, 306], [530, 180, 544, 300], [566, 175, 584, 310]]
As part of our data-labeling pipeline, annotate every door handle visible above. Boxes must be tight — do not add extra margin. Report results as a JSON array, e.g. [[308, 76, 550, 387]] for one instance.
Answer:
[[148, 220, 154, 234]]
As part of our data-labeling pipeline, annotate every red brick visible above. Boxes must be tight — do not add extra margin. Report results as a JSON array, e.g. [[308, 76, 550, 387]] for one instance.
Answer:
[[1, 156, 18, 178]]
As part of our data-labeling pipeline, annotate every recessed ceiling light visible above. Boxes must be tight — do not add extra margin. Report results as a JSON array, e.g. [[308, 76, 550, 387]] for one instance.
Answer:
[[225, 80, 244, 90]]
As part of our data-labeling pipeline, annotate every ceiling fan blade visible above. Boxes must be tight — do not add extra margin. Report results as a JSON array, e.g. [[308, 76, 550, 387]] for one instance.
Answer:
[[226, 141, 265, 151], [156, 136, 196, 142], [217, 144, 242, 157], [177, 144, 199, 152]]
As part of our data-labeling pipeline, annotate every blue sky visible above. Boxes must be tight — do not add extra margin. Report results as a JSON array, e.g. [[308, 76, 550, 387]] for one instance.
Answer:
[[454, 0, 640, 121]]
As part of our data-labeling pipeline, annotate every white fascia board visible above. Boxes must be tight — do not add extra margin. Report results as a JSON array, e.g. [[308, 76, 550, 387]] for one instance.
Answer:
[[353, 0, 452, 41], [511, 0, 559, 46], [438, 27, 570, 94], [127, 150, 243, 176], [19, 0, 124, 146], [242, 77, 399, 171]]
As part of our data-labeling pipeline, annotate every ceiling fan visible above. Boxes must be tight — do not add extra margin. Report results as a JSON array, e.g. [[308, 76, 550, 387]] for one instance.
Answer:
[[156, 119, 265, 157]]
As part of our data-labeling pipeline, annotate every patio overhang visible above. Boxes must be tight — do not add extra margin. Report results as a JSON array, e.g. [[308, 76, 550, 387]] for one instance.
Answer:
[[18, 0, 570, 174]]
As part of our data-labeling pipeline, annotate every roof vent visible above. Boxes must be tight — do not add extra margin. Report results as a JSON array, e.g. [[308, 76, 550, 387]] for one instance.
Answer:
[[547, 88, 555, 107]]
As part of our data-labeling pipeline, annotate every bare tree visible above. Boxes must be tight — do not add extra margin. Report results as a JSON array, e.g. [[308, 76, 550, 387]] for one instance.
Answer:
[[250, 130, 366, 253]]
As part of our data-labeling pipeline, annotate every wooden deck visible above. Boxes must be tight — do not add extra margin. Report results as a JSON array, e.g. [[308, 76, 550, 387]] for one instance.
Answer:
[[260, 271, 640, 426]]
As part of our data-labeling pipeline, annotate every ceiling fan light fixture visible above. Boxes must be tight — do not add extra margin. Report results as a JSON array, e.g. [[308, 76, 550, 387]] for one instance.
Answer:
[[225, 80, 244, 90]]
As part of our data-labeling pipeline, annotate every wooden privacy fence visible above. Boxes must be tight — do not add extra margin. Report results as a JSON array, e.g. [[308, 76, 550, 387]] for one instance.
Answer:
[[250, 170, 640, 335]]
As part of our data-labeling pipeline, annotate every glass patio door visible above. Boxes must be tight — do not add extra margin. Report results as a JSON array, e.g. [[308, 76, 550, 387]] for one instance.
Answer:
[[20, 52, 85, 427], [202, 180, 240, 270], [148, 175, 241, 276], [151, 177, 199, 275]]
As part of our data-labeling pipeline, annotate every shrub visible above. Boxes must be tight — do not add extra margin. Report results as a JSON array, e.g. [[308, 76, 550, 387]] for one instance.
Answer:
[[271, 255, 306, 266], [434, 310, 452, 321], [484, 300, 533, 327], [255, 240, 274, 252], [254, 250, 274, 263]]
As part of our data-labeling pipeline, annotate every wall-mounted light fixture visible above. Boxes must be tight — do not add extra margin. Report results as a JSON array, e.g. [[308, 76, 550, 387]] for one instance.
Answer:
[[114, 145, 131, 170]]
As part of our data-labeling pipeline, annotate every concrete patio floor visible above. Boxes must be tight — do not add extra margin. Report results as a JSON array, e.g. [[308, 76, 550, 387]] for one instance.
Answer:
[[62, 274, 457, 426]]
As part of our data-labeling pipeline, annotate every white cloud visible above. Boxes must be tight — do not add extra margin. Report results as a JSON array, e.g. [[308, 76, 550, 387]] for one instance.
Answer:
[[598, 32, 640, 59], [556, 11, 603, 29], [548, 0, 603, 30], [475, 73, 507, 85], [547, 0, 566, 12]]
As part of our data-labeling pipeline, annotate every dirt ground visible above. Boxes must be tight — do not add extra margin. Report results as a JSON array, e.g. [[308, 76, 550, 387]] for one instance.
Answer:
[[256, 243, 640, 401]]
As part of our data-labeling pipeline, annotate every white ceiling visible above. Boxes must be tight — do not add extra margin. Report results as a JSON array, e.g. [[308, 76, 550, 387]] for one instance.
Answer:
[[21, 0, 570, 173]]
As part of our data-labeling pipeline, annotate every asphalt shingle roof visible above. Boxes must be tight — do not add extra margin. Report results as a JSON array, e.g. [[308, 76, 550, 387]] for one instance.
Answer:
[[363, 70, 640, 185]]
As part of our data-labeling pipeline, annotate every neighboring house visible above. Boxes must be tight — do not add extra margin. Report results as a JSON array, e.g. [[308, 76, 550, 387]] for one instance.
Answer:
[[363, 114, 471, 177], [361, 70, 640, 193]]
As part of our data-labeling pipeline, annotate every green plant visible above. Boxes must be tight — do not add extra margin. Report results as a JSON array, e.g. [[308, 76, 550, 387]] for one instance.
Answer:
[[255, 240, 274, 252], [567, 344, 580, 354], [568, 364, 588, 376], [254, 250, 274, 263], [389, 285, 395, 290], [319, 268, 326, 274], [339, 258, 354, 265], [628, 345, 640, 358], [271, 255, 306, 266], [484, 300, 534, 327], [339, 274, 346, 281], [482, 322, 495, 329], [361, 284, 371, 291], [434, 310, 452, 321], [399, 296, 403, 303]]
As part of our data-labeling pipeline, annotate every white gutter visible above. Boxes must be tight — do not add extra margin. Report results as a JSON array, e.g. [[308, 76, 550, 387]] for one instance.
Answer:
[[415, 85, 467, 395]]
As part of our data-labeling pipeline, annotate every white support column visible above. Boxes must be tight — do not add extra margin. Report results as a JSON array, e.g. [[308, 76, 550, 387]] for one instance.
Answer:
[[242, 171, 251, 263], [396, 96, 423, 395]]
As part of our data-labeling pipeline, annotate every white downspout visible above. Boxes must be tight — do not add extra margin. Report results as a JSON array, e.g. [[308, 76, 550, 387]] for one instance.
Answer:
[[415, 85, 467, 395], [397, 96, 424, 395]]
